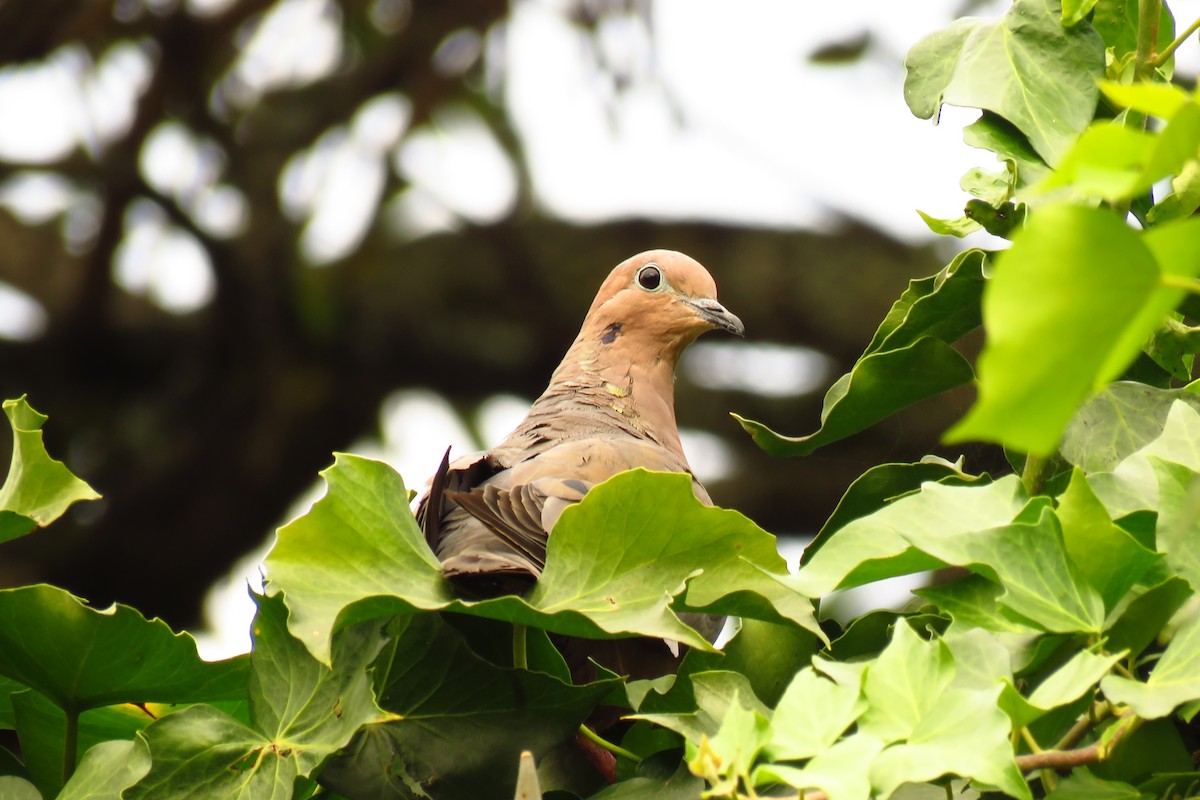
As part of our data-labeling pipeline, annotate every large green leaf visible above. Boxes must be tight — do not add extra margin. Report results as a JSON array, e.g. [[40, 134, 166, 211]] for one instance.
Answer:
[[805, 456, 983, 565], [764, 666, 865, 761], [914, 507, 1106, 634], [267, 456, 819, 665], [735, 251, 983, 457], [796, 476, 1027, 596], [860, 624, 1029, 800], [126, 594, 389, 799], [1056, 468, 1159, 609], [904, 0, 1104, 165], [0, 396, 100, 544], [947, 204, 1163, 454], [0, 585, 247, 712], [320, 613, 616, 800], [1102, 609, 1200, 718]]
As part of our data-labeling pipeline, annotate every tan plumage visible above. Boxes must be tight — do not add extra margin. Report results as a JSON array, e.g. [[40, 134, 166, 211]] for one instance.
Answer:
[[417, 250, 743, 672]]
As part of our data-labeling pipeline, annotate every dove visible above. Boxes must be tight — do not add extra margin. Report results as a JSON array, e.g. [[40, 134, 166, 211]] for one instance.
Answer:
[[417, 249, 743, 676]]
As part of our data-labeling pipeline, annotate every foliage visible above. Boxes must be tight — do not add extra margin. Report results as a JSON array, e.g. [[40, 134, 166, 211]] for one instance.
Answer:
[[3, 0, 1200, 798]]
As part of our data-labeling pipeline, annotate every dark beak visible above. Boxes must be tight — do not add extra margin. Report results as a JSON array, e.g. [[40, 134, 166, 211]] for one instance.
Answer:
[[690, 297, 745, 337]]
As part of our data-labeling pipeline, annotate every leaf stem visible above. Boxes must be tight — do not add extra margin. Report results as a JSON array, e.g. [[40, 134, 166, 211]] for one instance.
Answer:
[[1021, 453, 1051, 497], [1162, 274, 1200, 294], [62, 705, 79, 784], [1152, 15, 1200, 67], [1136, 0, 1163, 78], [513, 623, 528, 670], [577, 723, 643, 763]]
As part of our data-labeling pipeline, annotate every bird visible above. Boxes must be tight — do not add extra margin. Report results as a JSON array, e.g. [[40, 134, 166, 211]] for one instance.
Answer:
[[416, 249, 743, 678]]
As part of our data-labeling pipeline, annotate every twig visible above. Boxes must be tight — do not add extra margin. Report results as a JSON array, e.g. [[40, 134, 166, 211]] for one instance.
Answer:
[[1152, 15, 1200, 67]]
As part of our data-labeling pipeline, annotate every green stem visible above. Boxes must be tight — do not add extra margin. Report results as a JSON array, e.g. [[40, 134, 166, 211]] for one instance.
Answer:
[[512, 623, 528, 670], [63, 705, 79, 784], [1021, 453, 1050, 497], [1136, 0, 1162, 78], [1162, 274, 1200, 294], [1152, 15, 1200, 67], [577, 723, 643, 763]]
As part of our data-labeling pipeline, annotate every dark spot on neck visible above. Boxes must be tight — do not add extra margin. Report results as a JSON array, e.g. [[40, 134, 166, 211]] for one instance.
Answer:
[[600, 322, 622, 345]]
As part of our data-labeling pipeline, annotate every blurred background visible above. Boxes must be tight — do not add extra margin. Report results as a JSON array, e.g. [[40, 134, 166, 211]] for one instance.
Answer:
[[1, 0, 1196, 656]]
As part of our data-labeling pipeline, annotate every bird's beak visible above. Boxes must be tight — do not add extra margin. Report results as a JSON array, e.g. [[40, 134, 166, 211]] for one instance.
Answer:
[[688, 297, 745, 337]]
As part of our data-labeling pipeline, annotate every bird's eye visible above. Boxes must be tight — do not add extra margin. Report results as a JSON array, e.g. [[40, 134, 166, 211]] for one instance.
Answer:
[[637, 264, 663, 291]]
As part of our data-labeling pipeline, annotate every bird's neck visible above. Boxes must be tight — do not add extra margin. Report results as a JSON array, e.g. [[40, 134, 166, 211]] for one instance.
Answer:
[[523, 331, 688, 458]]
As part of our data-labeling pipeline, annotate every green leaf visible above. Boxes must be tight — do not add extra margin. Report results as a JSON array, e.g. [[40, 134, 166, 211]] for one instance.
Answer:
[[963, 112, 1052, 186], [1062, 0, 1099, 25], [685, 617, 823, 707], [962, 163, 1016, 205], [587, 761, 704, 800], [58, 739, 152, 800], [1037, 105, 1200, 202], [917, 574, 1036, 634], [1146, 318, 1200, 380], [321, 612, 616, 800], [858, 622, 955, 742], [855, 624, 1029, 799], [865, 250, 988, 355], [0, 585, 247, 712], [1001, 649, 1125, 727], [903, 0, 1104, 165], [1045, 768, 1148, 800], [126, 705, 287, 800], [764, 666, 865, 761], [1102, 609, 1200, 718], [267, 457, 820, 665], [736, 252, 984, 457], [687, 699, 770, 797], [634, 670, 770, 745], [1151, 459, 1200, 592], [1148, 160, 1200, 224], [921, 507, 1106, 634], [947, 203, 1162, 455], [753, 734, 885, 799], [0, 396, 100, 544], [735, 338, 972, 457], [916, 209, 982, 238], [1101, 81, 1195, 120], [797, 476, 1027, 596], [1056, 468, 1158, 609], [805, 455, 982, 566], [870, 682, 1029, 800], [0, 777, 40, 800], [1061, 383, 1200, 474], [1105, 577, 1193, 659], [126, 593, 389, 799], [1089, 400, 1200, 517]]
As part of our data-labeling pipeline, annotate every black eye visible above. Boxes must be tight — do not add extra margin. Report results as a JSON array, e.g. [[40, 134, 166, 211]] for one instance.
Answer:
[[637, 264, 662, 291]]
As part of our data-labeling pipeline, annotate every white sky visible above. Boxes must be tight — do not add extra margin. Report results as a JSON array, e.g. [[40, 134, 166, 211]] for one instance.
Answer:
[[1, 0, 1198, 656]]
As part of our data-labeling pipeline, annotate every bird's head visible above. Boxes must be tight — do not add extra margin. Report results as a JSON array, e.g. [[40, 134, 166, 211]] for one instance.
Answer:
[[583, 250, 744, 355]]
